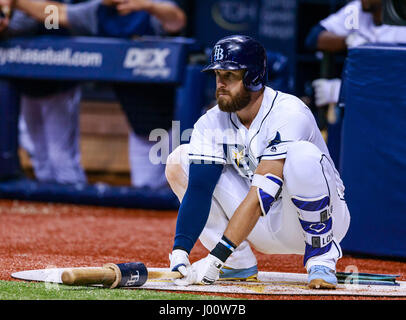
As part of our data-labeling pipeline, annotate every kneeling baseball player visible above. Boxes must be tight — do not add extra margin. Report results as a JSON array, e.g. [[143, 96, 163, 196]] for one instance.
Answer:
[[166, 35, 350, 289]]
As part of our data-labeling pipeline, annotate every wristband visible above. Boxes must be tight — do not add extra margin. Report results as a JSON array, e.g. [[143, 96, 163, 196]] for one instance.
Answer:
[[210, 235, 237, 263]]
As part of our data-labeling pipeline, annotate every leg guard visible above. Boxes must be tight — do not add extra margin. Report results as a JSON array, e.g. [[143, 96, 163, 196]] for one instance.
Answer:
[[291, 194, 334, 267]]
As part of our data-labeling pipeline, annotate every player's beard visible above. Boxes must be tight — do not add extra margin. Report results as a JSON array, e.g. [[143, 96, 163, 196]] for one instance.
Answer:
[[216, 87, 251, 113]]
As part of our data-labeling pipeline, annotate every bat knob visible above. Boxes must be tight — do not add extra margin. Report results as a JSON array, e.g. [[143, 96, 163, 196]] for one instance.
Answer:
[[61, 269, 75, 285]]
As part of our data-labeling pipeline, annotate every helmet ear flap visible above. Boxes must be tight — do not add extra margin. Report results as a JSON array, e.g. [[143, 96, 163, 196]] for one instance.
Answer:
[[243, 68, 266, 92], [242, 70, 253, 91]]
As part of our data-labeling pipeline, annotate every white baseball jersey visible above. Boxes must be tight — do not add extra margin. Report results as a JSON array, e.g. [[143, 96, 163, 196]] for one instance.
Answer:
[[320, 0, 406, 43], [188, 87, 345, 195]]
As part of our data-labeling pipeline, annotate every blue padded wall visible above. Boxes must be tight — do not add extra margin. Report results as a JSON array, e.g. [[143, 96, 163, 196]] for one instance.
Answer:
[[339, 44, 406, 258]]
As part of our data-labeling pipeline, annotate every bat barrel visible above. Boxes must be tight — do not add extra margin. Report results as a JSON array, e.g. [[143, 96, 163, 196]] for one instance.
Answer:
[[61, 262, 176, 288], [62, 267, 116, 286]]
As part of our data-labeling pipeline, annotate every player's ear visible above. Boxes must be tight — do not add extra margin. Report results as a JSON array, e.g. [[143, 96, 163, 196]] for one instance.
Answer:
[[240, 69, 247, 80]]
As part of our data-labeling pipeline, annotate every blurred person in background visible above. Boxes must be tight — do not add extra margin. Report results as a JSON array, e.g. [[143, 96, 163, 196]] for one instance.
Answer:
[[97, 0, 186, 191], [0, 0, 186, 189], [306, 0, 406, 110], [0, 0, 97, 185]]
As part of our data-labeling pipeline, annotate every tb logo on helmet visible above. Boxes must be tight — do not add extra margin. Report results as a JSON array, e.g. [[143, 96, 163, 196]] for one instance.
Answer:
[[213, 45, 224, 61]]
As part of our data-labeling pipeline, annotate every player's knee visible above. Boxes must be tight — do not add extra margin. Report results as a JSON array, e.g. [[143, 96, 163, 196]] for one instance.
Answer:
[[284, 141, 325, 192], [165, 151, 181, 185], [165, 144, 189, 190], [286, 141, 322, 170]]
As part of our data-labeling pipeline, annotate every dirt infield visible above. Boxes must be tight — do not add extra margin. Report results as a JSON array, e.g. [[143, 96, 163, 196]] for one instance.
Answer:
[[1, 199, 405, 300]]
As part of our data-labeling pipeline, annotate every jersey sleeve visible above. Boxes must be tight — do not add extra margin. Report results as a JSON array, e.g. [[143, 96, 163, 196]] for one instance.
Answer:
[[261, 111, 314, 161], [188, 116, 227, 165], [319, 1, 359, 37]]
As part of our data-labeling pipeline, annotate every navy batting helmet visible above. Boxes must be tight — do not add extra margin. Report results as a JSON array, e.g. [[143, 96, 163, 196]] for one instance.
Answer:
[[202, 35, 267, 92]]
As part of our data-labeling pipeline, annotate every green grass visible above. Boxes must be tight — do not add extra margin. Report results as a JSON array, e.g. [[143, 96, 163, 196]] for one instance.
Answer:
[[0, 280, 236, 300]]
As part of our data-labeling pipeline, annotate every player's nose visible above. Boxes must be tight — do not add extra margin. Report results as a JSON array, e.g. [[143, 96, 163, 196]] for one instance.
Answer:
[[216, 77, 226, 89]]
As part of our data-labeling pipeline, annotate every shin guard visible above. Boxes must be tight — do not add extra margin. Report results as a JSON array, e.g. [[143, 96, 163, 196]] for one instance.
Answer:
[[291, 195, 334, 266]]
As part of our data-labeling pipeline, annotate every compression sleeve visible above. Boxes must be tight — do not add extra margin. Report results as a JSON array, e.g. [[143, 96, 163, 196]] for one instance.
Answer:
[[173, 162, 223, 254]]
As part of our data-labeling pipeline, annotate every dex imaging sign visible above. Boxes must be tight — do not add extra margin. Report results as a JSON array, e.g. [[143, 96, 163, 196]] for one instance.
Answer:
[[0, 36, 189, 83], [123, 48, 171, 79]]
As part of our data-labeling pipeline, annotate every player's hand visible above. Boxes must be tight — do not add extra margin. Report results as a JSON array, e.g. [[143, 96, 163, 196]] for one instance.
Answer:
[[172, 265, 197, 286], [0, 0, 15, 16], [192, 254, 223, 285], [169, 249, 190, 278], [0, 0, 13, 33], [345, 32, 369, 49], [312, 78, 341, 107], [172, 254, 224, 286]]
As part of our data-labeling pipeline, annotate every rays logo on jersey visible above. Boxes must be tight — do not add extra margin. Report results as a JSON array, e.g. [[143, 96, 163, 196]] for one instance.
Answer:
[[223, 144, 257, 180], [265, 131, 292, 155], [268, 131, 283, 147]]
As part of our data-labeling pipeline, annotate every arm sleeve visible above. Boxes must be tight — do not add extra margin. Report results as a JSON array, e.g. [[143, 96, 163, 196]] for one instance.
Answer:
[[173, 162, 223, 253], [66, 0, 101, 36]]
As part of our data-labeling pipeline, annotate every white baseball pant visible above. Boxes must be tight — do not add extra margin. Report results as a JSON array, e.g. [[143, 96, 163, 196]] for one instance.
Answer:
[[20, 85, 86, 184]]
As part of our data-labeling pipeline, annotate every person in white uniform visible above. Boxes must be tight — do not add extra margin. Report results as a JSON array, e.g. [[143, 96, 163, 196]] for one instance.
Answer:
[[307, 0, 406, 107], [166, 35, 351, 289]]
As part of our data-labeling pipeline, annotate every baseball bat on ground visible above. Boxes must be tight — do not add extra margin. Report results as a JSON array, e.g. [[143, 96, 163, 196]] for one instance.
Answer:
[[61, 262, 181, 288]]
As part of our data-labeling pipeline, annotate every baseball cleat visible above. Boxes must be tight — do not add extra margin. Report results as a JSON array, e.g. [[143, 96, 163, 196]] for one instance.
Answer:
[[307, 265, 337, 289], [219, 265, 258, 281]]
